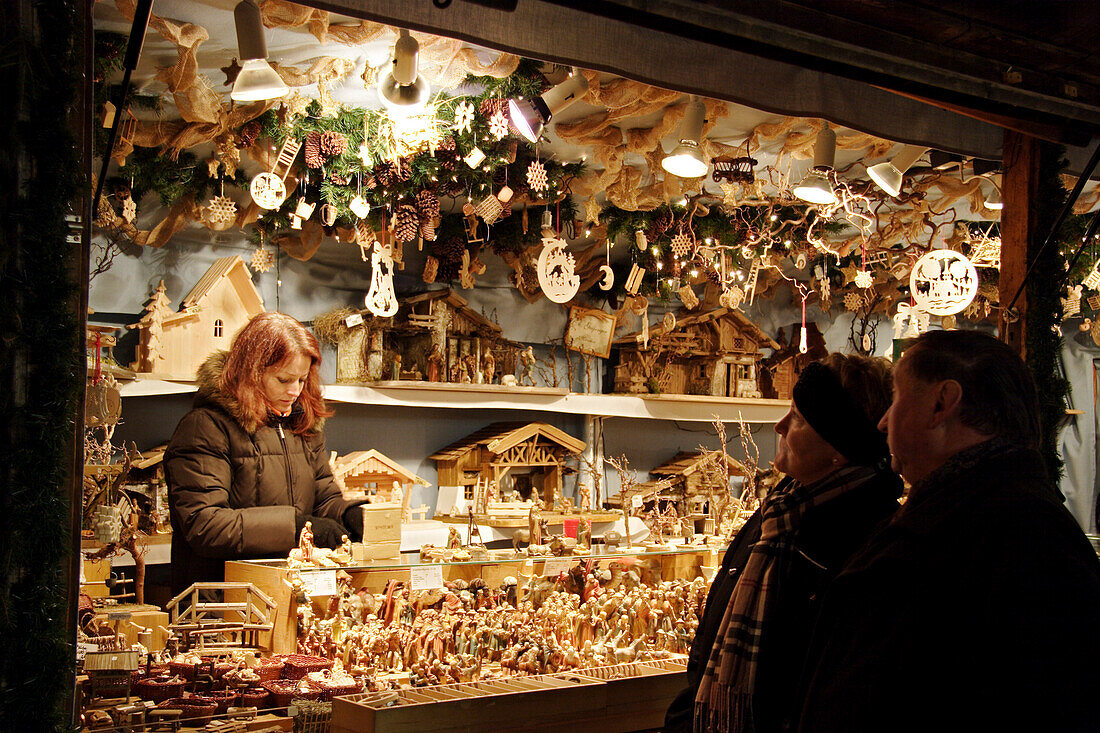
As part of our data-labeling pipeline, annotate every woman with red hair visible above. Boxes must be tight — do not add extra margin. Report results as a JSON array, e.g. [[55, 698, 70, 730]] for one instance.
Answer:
[[165, 312, 363, 593]]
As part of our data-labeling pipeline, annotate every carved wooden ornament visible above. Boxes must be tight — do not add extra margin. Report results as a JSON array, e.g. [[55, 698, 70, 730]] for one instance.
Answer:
[[537, 236, 580, 303], [365, 241, 399, 317]]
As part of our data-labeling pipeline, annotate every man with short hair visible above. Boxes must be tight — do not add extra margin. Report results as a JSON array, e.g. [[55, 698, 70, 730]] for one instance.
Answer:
[[796, 330, 1100, 732]]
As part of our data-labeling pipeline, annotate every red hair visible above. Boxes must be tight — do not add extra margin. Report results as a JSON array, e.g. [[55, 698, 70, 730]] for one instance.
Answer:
[[221, 312, 333, 435]]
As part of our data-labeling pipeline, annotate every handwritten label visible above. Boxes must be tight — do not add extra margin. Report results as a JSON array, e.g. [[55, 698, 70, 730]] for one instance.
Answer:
[[107, 610, 132, 620], [631, 494, 643, 509], [344, 313, 364, 328], [542, 557, 573, 577], [301, 570, 337, 597], [410, 564, 444, 590]]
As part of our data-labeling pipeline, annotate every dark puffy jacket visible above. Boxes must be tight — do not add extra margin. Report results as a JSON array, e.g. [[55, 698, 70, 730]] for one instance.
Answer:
[[165, 351, 353, 594]]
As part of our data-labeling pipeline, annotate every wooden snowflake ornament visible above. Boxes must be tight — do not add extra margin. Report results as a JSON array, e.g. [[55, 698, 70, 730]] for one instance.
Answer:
[[670, 232, 693, 258], [205, 195, 237, 226], [250, 247, 275, 273], [854, 269, 874, 289], [843, 291, 863, 311], [527, 160, 549, 194], [122, 196, 137, 224], [537, 236, 580, 303], [489, 109, 509, 140], [454, 101, 475, 134]]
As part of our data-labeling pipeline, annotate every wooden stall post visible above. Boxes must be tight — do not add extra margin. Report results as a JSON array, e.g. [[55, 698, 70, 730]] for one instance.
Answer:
[[999, 130, 1039, 356]]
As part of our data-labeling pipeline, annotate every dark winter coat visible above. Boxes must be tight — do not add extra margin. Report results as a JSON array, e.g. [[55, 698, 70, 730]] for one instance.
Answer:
[[665, 471, 902, 733], [165, 351, 354, 594], [796, 442, 1100, 733]]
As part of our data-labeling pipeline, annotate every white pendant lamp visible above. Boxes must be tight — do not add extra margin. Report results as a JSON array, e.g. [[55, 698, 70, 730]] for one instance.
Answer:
[[984, 175, 1003, 210], [231, 0, 288, 102], [661, 98, 708, 179], [793, 124, 838, 205], [508, 72, 589, 143], [377, 29, 430, 113], [867, 144, 928, 197]]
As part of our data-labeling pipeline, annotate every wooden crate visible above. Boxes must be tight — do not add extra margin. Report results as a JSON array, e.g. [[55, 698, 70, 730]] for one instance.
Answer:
[[223, 561, 295, 654], [332, 673, 606, 733]]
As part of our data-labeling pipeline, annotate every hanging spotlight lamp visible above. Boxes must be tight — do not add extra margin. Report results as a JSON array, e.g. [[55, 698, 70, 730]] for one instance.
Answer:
[[377, 29, 430, 113], [793, 123, 838, 205], [984, 175, 1004, 210], [508, 71, 589, 143], [661, 97, 708, 179], [231, 0, 289, 102], [867, 144, 929, 197]]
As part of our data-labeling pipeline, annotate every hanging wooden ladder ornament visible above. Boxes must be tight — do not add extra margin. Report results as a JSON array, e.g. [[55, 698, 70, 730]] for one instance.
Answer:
[[250, 137, 302, 210]]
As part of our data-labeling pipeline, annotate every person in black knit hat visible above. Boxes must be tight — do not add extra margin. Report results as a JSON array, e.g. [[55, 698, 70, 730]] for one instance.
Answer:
[[665, 353, 902, 733]]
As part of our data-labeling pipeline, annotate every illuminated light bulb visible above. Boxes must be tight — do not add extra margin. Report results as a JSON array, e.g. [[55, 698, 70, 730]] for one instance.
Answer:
[[770, 213, 778, 221], [651, 246, 659, 255], [690, 269, 699, 278], [656, 261, 664, 270]]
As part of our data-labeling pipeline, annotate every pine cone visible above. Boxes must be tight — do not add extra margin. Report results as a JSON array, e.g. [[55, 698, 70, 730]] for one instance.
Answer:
[[654, 209, 673, 234], [394, 204, 420, 242], [364, 174, 377, 190], [320, 131, 347, 157], [238, 120, 261, 149], [420, 218, 437, 241], [374, 161, 397, 188], [499, 197, 513, 219], [437, 258, 461, 282], [433, 234, 466, 263], [435, 136, 459, 171], [479, 98, 505, 119], [304, 132, 324, 169], [415, 190, 440, 223], [330, 173, 348, 185], [492, 167, 508, 186], [395, 158, 411, 182]]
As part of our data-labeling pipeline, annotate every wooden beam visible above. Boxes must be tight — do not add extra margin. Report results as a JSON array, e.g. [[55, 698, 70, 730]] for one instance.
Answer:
[[999, 130, 1039, 356]]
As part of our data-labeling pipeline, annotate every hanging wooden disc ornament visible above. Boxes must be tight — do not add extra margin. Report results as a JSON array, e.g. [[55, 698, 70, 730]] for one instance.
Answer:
[[537, 236, 580, 303], [349, 195, 370, 219], [854, 269, 874, 289], [250, 137, 301, 210], [909, 249, 978, 316], [662, 312, 676, 332]]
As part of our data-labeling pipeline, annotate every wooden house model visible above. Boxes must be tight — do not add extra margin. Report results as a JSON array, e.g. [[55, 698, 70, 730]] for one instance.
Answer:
[[332, 449, 429, 514], [759, 322, 827, 399], [387, 288, 521, 384], [610, 307, 779, 398], [429, 422, 585, 511], [128, 256, 264, 378]]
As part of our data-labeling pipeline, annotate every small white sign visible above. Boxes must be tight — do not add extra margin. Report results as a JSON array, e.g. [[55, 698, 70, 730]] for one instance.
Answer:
[[344, 313, 364, 328], [410, 564, 444, 590], [301, 570, 337, 597], [543, 557, 573, 577], [77, 642, 97, 661], [631, 494, 643, 509]]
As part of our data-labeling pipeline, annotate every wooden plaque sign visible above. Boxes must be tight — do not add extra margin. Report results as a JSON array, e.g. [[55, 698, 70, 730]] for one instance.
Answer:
[[565, 305, 617, 359]]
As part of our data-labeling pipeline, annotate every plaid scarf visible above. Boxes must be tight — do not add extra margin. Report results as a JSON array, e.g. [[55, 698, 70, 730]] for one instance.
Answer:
[[694, 465, 882, 732]]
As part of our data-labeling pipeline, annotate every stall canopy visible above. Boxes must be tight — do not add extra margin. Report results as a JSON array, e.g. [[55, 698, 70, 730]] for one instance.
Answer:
[[327, 0, 1100, 171]]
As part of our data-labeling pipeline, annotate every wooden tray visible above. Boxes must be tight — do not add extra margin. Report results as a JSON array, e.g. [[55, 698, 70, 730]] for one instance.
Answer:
[[332, 673, 606, 733]]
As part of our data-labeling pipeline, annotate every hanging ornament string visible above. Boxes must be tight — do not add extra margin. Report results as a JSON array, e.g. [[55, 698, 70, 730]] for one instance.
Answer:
[[799, 294, 808, 353], [556, 198, 560, 236]]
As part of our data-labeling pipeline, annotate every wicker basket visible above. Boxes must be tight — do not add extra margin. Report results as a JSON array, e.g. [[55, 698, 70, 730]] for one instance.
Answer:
[[262, 679, 321, 710], [305, 671, 364, 702], [157, 696, 218, 725], [134, 676, 186, 704], [236, 686, 270, 709], [207, 689, 239, 714], [279, 654, 333, 680], [167, 660, 200, 680], [254, 657, 285, 682]]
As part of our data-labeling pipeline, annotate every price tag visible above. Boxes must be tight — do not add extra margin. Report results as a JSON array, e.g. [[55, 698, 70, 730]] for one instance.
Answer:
[[410, 564, 444, 591], [345, 313, 364, 328], [631, 494, 643, 509], [77, 642, 97, 661], [542, 557, 573, 577], [301, 570, 337, 597], [107, 611, 132, 620]]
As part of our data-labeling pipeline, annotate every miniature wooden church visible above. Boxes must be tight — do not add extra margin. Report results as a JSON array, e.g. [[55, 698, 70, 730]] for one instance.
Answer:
[[332, 449, 429, 515], [610, 307, 779, 397], [429, 422, 585, 512], [128, 256, 264, 378]]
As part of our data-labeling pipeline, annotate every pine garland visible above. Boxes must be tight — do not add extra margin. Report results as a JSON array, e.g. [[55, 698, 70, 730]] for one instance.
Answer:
[[1, 0, 82, 728], [1026, 143, 1073, 483]]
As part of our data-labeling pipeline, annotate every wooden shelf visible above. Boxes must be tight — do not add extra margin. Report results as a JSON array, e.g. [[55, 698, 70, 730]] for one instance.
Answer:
[[118, 376, 790, 423]]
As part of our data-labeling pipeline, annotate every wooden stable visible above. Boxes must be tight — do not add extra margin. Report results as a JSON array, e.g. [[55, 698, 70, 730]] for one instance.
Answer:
[[611, 307, 779, 397], [332, 449, 428, 517], [429, 422, 585, 511], [387, 289, 521, 384], [646, 451, 750, 523], [128, 256, 264, 378], [166, 582, 276, 653]]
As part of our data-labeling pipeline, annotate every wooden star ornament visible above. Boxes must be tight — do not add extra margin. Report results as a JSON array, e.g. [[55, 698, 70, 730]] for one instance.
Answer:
[[221, 58, 242, 87]]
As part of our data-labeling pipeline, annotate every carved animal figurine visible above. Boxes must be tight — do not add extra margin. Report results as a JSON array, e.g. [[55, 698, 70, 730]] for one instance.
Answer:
[[603, 530, 622, 550]]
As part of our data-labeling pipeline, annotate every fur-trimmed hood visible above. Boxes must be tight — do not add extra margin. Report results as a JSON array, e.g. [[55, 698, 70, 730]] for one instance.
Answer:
[[194, 350, 323, 434]]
